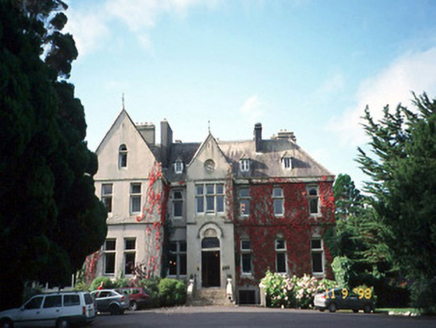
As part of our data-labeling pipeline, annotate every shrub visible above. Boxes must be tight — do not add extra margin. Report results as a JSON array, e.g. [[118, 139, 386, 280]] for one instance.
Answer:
[[113, 277, 130, 288], [74, 282, 90, 292], [90, 277, 114, 291], [158, 278, 186, 307], [139, 277, 161, 308]]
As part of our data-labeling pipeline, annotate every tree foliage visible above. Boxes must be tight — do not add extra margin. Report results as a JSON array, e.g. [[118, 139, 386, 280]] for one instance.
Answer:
[[0, 0, 107, 310], [357, 93, 436, 312]]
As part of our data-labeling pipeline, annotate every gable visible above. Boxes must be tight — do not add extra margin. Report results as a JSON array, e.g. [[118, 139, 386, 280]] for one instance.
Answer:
[[95, 110, 157, 180]]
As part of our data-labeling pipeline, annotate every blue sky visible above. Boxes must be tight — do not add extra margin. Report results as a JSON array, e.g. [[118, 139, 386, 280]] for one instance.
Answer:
[[65, 0, 436, 189]]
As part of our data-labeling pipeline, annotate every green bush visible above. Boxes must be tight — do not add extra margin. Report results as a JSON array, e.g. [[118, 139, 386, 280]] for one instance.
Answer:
[[139, 277, 161, 308], [74, 281, 90, 292], [90, 277, 114, 291], [158, 278, 186, 307], [113, 277, 130, 288]]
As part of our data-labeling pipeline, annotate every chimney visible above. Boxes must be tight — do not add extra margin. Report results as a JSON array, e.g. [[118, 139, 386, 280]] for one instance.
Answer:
[[276, 129, 297, 143], [161, 119, 173, 167], [136, 122, 155, 146], [254, 123, 262, 152]]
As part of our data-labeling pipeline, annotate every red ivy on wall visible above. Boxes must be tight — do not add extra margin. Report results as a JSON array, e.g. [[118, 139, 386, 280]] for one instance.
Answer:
[[233, 180, 335, 287]]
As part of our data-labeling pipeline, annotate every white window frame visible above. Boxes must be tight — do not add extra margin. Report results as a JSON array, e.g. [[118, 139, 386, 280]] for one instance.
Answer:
[[311, 237, 324, 276], [282, 157, 292, 170], [172, 189, 183, 219], [130, 183, 142, 214], [240, 159, 250, 172], [272, 187, 284, 217], [195, 183, 224, 214], [168, 241, 187, 278], [308, 186, 320, 215], [104, 239, 116, 275], [240, 240, 253, 275], [119, 144, 128, 169], [275, 239, 287, 274], [101, 183, 113, 213], [174, 160, 184, 174], [124, 238, 136, 276], [239, 187, 250, 217]]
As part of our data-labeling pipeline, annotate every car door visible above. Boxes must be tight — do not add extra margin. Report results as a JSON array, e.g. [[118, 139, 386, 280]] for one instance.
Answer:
[[95, 291, 112, 312], [41, 295, 63, 326], [15, 296, 44, 327]]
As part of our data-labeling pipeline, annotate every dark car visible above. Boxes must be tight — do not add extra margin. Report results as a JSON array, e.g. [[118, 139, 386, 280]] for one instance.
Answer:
[[314, 287, 375, 313], [116, 287, 151, 311], [91, 289, 129, 315]]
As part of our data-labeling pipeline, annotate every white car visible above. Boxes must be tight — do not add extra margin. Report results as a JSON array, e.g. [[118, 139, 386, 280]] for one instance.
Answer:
[[0, 291, 96, 328]]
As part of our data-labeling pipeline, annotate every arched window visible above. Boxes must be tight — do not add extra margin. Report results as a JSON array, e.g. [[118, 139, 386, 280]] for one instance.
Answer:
[[119, 144, 127, 168]]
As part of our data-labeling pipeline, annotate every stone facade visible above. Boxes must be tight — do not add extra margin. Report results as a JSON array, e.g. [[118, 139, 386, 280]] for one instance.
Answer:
[[93, 109, 335, 304]]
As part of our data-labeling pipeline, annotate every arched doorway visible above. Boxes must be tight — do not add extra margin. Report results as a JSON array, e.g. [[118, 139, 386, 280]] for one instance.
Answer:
[[201, 234, 220, 287]]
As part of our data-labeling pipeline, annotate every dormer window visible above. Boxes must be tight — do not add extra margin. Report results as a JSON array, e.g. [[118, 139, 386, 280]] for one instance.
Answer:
[[282, 157, 292, 170], [240, 159, 250, 172], [119, 144, 127, 168], [174, 160, 184, 174]]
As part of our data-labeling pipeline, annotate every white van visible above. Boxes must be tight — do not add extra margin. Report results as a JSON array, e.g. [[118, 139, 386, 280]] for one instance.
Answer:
[[0, 291, 96, 328]]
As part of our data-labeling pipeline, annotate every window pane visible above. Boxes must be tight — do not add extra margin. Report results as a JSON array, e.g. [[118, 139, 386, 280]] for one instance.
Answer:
[[206, 184, 214, 194], [102, 197, 112, 212], [105, 253, 115, 274], [43, 295, 62, 308], [125, 253, 135, 275], [216, 196, 224, 212], [25, 297, 43, 310], [131, 196, 141, 213], [216, 184, 224, 194], [174, 201, 183, 217], [276, 253, 286, 273], [179, 241, 187, 252], [273, 187, 283, 197], [180, 254, 187, 275], [105, 239, 116, 250], [168, 253, 177, 275], [169, 242, 177, 252], [125, 239, 136, 250], [196, 197, 204, 213], [206, 196, 214, 211], [309, 188, 318, 196], [102, 184, 113, 195], [309, 198, 318, 214], [174, 191, 182, 199], [312, 252, 323, 273], [240, 200, 250, 215], [276, 240, 285, 250], [242, 254, 252, 274], [202, 237, 220, 249], [283, 157, 291, 168], [241, 240, 251, 250], [274, 199, 283, 215], [131, 183, 141, 193], [311, 239, 322, 249], [239, 188, 250, 198], [64, 295, 80, 306], [196, 185, 204, 195], [120, 153, 127, 168]]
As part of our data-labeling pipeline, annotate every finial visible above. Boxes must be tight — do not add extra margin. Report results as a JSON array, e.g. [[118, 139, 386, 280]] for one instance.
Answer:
[[122, 93, 125, 110], [208, 120, 211, 133]]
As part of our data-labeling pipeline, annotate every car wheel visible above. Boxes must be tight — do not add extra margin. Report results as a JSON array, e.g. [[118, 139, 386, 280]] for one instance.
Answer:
[[328, 303, 337, 313], [319, 308, 325, 312], [56, 318, 69, 328], [130, 300, 138, 311], [110, 304, 123, 315], [0, 319, 14, 328], [364, 304, 372, 313]]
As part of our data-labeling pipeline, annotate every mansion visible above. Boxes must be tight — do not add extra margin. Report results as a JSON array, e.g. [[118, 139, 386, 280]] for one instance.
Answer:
[[93, 109, 335, 304]]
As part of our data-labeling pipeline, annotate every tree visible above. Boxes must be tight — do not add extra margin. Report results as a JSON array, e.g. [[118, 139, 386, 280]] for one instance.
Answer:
[[0, 0, 106, 309], [357, 93, 436, 312]]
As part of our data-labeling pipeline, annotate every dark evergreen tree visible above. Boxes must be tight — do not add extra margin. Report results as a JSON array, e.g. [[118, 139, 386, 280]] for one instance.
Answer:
[[357, 93, 436, 312], [0, 0, 106, 309]]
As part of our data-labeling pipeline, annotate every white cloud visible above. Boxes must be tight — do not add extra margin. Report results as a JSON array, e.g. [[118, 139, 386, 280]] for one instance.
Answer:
[[240, 95, 265, 123], [330, 47, 436, 147], [66, 0, 220, 56]]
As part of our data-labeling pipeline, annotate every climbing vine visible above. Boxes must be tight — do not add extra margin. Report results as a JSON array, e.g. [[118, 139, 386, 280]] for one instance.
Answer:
[[83, 249, 102, 284]]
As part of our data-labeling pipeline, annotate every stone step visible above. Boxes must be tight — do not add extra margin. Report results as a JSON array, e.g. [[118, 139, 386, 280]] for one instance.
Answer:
[[188, 288, 233, 306]]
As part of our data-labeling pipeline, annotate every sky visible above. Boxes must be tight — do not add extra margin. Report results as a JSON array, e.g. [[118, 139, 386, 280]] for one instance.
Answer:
[[64, 0, 436, 189]]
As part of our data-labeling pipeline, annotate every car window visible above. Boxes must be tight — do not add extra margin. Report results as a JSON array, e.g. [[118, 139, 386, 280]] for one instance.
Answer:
[[24, 296, 44, 310], [64, 295, 80, 306], [43, 295, 62, 308], [84, 294, 93, 305], [99, 291, 111, 298]]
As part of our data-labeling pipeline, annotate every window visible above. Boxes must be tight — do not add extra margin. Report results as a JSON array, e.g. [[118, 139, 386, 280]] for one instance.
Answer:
[[64, 295, 80, 306], [272, 187, 284, 216], [196, 183, 224, 214], [168, 241, 187, 277], [282, 157, 292, 170], [43, 295, 62, 308], [25, 297, 43, 310], [240, 159, 250, 172], [104, 239, 116, 275], [174, 160, 184, 174], [101, 184, 113, 213], [308, 186, 319, 215], [124, 238, 136, 275], [241, 240, 252, 275], [119, 144, 127, 168], [275, 239, 287, 273], [239, 188, 250, 217], [173, 190, 183, 218], [130, 183, 142, 214], [311, 238, 324, 275]]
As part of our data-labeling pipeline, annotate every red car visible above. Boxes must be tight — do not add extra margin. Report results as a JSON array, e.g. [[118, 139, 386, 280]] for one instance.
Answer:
[[116, 287, 151, 311]]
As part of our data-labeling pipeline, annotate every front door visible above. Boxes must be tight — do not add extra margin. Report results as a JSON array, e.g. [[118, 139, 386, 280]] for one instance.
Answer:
[[201, 250, 220, 287]]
